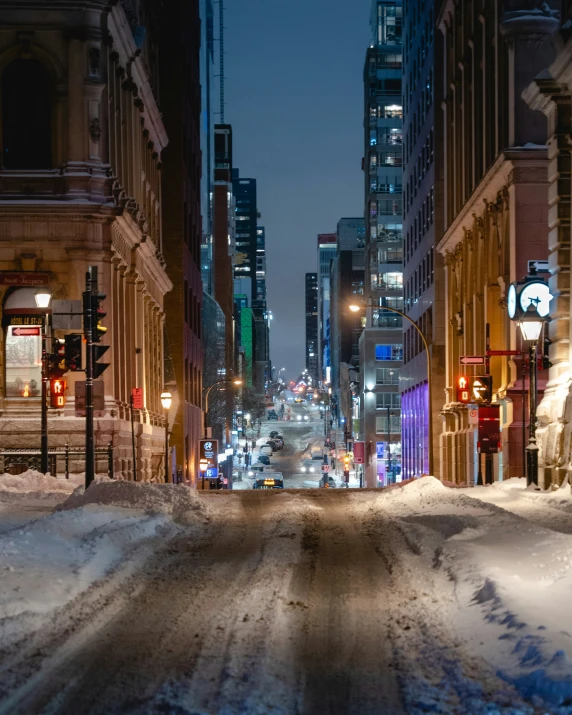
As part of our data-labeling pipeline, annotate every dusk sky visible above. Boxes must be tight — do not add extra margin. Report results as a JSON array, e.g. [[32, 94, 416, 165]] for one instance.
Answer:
[[226, 0, 370, 379]]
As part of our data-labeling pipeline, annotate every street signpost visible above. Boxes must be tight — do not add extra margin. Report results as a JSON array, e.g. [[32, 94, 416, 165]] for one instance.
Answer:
[[486, 350, 521, 357], [11, 326, 41, 336], [200, 439, 218, 469], [131, 387, 144, 410], [460, 355, 485, 365], [321, 464, 330, 472]]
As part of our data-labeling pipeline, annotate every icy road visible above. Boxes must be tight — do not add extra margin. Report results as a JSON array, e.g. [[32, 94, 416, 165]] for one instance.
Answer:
[[1, 476, 572, 714]]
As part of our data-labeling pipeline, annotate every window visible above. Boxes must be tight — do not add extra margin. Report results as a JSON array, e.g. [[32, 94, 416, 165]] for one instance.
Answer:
[[375, 344, 403, 361], [2, 59, 52, 169], [376, 393, 401, 409], [376, 368, 399, 385], [5, 325, 42, 397], [379, 103, 403, 119], [379, 272, 403, 290], [376, 414, 402, 433]]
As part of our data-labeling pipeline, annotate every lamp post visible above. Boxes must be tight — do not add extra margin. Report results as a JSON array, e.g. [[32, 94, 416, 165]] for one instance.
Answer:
[[349, 302, 434, 477], [160, 390, 172, 483], [34, 289, 52, 474], [519, 311, 544, 488], [203, 378, 242, 437]]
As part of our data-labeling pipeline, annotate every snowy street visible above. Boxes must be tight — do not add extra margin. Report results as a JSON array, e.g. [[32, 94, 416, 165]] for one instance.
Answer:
[[1, 474, 572, 713]]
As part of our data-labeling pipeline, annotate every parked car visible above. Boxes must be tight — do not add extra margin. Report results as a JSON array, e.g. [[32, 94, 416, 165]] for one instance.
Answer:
[[258, 454, 271, 465], [269, 431, 280, 438], [259, 445, 273, 457], [266, 439, 283, 452], [267, 410, 278, 421], [320, 475, 337, 488], [311, 448, 324, 460], [249, 462, 266, 473]]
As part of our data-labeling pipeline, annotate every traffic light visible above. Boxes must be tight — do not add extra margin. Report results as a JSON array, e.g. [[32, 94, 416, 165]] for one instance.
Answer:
[[542, 337, 552, 370], [91, 291, 107, 343], [343, 454, 351, 471], [457, 376, 470, 403], [65, 334, 82, 372], [49, 378, 66, 408], [48, 339, 67, 378], [93, 344, 110, 378]]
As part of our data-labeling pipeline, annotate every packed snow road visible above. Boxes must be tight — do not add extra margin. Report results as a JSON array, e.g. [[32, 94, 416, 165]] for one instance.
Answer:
[[1, 476, 572, 713]]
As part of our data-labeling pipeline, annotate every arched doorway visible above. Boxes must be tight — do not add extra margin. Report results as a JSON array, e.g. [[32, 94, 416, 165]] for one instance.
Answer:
[[3, 288, 46, 398]]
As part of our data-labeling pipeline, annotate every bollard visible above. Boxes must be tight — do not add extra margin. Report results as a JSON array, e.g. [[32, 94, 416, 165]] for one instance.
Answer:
[[65, 443, 69, 479], [107, 441, 114, 479]]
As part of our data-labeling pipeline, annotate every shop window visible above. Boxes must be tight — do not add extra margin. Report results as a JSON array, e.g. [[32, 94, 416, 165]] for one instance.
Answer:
[[5, 325, 42, 397], [2, 59, 52, 169]]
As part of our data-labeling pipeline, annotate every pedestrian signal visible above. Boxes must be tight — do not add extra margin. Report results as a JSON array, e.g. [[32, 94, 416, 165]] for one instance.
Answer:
[[50, 378, 66, 408]]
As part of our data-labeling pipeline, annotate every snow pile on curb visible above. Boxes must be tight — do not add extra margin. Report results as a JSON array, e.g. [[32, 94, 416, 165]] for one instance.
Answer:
[[0, 470, 81, 495], [59, 481, 210, 525]]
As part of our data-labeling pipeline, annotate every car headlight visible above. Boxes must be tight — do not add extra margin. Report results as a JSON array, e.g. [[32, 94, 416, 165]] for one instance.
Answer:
[[248, 471, 254, 476], [310, 467, 315, 473], [301, 467, 306, 472], [297, 415, 301, 421]]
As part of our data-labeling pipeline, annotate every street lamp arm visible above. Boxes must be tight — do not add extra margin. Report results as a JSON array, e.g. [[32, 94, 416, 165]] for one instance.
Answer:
[[377, 305, 434, 478]]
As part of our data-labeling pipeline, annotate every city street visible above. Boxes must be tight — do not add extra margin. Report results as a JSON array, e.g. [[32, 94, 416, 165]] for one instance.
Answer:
[[2, 473, 571, 713]]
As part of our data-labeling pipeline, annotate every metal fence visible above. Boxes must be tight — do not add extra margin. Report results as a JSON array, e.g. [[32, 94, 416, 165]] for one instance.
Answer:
[[0, 442, 114, 479]]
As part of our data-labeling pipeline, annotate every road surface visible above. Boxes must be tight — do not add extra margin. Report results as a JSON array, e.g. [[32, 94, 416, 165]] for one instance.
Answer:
[[0, 486, 536, 715]]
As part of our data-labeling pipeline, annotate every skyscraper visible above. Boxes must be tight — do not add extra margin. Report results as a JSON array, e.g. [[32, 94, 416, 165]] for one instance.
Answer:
[[317, 233, 337, 386], [305, 273, 319, 381], [401, 0, 445, 480], [359, 0, 404, 486]]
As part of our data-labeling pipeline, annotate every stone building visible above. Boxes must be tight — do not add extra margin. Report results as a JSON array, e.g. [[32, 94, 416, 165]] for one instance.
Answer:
[[0, 0, 172, 479], [524, 0, 572, 488], [435, 0, 559, 484]]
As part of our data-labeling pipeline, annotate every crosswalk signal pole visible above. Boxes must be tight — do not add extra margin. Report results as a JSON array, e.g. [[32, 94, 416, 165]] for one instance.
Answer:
[[83, 267, 95, 488]]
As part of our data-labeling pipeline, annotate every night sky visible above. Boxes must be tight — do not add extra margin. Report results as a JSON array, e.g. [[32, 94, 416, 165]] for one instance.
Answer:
[[226, 0, 370, 379]]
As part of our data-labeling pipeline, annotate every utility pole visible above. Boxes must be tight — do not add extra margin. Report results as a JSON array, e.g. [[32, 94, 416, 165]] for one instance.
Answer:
[[83, 268, 95, 488]]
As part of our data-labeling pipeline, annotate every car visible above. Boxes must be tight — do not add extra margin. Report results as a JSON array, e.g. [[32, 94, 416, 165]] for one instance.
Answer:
[[320, 475, 337, 488], [249, 462, 266, 473], [269, 431, 280, 438], [266, 439, 283, 451], [259, 445, 273, 457], [257, 454, 271, 465], [294, 397, 303, 403], [299, 460, 317, 474], [253, 476, 284, 489], [311, 448, 324, 460], [267, 410, 278, 420]]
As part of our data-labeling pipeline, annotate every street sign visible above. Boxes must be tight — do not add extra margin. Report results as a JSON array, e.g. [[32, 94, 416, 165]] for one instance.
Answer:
[[75, 380, 105, 416], [199, 439, 218, 468], [205, 467, 218, 479], [11, 326, 41, 336], [472, 376, 493, 403], [131, 387, 144, 410], [4, 315, 43, 327], [0, 271, 49, 286], [460, 355, 485, 365], [353, 441, 365, 464], [51, 300, 82, 330], [468, 408, 478, 425], [321, 464, 330, 472], [478, 405, 501, 454], [486, 350, 520, 357]]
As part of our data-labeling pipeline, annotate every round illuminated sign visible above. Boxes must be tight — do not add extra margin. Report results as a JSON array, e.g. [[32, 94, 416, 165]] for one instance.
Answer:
[[519, 281, 552, 317], [507, 284, 517, 319]]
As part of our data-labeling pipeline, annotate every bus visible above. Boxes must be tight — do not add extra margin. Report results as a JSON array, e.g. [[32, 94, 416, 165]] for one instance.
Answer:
[[253, 476, 284, 489]]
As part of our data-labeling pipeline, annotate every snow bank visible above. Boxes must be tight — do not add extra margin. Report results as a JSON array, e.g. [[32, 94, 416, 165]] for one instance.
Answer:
[[59, 480, 210, 526], [0, 469, 82, 495]]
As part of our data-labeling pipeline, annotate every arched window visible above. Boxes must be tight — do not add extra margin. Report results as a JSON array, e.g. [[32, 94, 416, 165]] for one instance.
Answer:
[[2, 59, 52, 169], [3, 288, 45, 398]]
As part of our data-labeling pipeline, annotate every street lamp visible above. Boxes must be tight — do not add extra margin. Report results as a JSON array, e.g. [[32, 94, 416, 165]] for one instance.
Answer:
[[34, 289, 52, 474], [348, 302, 434, 477], [160, 390, 172, 483], [203, 378, 243, 437], [518, 307, 545, 488]]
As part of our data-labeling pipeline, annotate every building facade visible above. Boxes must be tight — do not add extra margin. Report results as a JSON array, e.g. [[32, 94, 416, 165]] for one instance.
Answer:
[[435, 0, 556, 484], [0, 0, 171, 479], [401, 0, 445, 479], [317, 233, 337, 386], [305, 272, 318, 381], [160, 0, 204, 483], [360, 0, 404, 485]]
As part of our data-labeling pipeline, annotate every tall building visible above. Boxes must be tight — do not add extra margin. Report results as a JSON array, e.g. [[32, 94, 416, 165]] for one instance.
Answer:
[[359, 0, 404, 486], [317, 233, 337, 386], [160, 0, 204, 483], [330, 218, 365, 426], [0, 0, 171, 479], [401, 0, 445, 479], [435, 0, 557, 484], [255, 227, 267, 308], [232, 171, 258, 301], [305, 273, 319, 381]]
